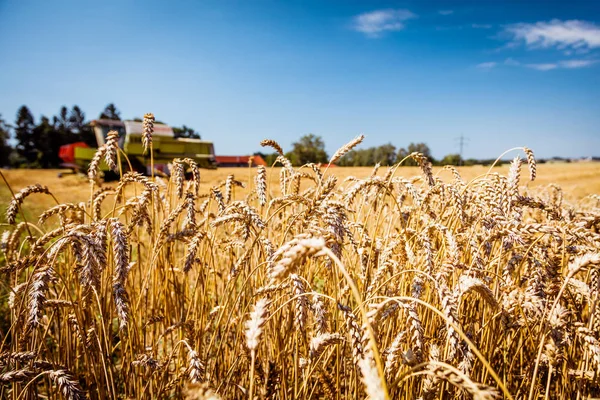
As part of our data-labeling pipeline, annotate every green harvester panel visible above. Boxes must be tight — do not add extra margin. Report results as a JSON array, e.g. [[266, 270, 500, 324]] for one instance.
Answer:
[[74, 147, 109, 170], [160, 142, 186, 154], [124, 135, 145, 156], [75, 124, 217, 173]]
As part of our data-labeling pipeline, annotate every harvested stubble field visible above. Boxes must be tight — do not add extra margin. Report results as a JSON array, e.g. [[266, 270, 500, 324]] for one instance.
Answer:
[[1, 136, 600, 399], [2, 162, 599, 215]]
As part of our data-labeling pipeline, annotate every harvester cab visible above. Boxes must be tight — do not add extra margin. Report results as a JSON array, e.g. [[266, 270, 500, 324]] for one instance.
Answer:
[[58, 119, 216, 177]]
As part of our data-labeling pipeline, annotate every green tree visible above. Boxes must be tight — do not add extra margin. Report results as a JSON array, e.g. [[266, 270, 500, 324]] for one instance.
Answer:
[[440, 153, 462, 166], [69, 105, 86, 131], [337, 144, 397, 167], [173, 125, 200, 139], [0, 114, 12, 167], [397, 142, 433, 166], [15, 106, 37, 165], [358, 148, 376, 166], [99, 103, 121, 120], [373, 143, 397, 166], [69, 106, 96, 146], [336, 149, 359, 166], [34, 116, 63, 168], [53, 106, 75, 144], [288, 134, 328, 165], [53, 106, 70, 130]]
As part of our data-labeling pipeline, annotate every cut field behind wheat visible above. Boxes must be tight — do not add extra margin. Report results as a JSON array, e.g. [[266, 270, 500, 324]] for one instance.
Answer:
[[1, 162, 599, 216]]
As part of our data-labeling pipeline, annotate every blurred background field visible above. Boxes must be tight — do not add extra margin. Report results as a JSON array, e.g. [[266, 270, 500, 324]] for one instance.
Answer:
[[2, 162, 599, 223]]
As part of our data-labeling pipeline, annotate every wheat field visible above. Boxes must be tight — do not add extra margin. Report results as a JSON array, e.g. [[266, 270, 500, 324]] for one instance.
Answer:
[[1, 133, 599, 399]]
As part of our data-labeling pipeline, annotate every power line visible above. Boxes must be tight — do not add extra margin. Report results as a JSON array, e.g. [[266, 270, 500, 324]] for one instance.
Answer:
[[455, 135, 469, 166]]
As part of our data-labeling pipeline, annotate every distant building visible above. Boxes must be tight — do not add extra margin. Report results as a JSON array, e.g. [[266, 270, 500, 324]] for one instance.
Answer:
[[572, 156, 593, 162], [215, 155, 267, 167]]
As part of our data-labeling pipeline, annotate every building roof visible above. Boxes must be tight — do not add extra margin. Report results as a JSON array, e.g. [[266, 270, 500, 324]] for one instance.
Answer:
[[124, 120, 174, 137], [90, 119, 125, 127], [215, 155, 267, 166]]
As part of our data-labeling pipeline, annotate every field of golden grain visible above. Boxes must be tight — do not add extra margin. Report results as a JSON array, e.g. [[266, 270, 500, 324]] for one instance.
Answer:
[[1, 142, 599, 399], [2, 161, 599, 216]]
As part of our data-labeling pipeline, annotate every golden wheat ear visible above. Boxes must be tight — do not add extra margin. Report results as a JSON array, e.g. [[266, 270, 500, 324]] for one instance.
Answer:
[[329, 134, 365, 165]]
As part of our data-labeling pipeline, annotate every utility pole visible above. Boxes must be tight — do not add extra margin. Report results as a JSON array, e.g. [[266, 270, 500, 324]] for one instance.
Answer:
[[455, 135, 469, 166]]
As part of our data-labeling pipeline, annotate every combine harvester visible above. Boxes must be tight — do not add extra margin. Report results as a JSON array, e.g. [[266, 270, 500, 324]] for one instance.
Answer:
[[58, 119, 216, 177]]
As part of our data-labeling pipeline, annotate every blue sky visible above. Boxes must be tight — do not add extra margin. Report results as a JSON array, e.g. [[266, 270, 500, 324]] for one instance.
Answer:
[[0, 0, 599, 159]]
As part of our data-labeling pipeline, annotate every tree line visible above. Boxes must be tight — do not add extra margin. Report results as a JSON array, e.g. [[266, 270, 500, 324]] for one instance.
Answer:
[[0, 106, 509, 169], [256, 134, 487, 167], [0, 104, 200, 168]]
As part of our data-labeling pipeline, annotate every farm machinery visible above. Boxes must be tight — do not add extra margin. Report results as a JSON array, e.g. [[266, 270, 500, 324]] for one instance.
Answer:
[[58, 119, 216, 176]]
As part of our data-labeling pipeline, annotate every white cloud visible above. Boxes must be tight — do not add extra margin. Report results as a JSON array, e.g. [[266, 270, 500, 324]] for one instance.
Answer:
[[524, 60, 597, 71], [472, 23, 492, 29], [559, 59, 598, 68], [505, 19, 600, 50], [353, 9, 417, 37], [526, 63, 558, 71], [439, 10, 454, 16], [478, 58, 596, 71], [564, 47, 591, 56], [476, 62, 497, 69]]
